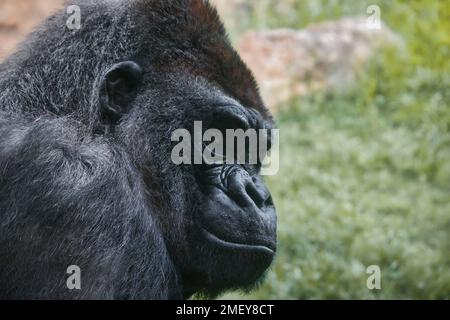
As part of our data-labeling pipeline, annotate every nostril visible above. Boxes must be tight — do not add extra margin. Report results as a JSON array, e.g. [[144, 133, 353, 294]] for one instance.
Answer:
[[264, 194, 274, 207], [245, 182, 265, 209], [225, 167, 271, 209]]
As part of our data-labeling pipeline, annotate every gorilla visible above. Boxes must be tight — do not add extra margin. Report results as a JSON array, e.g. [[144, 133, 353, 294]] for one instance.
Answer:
[[0, 0, 277, 299]]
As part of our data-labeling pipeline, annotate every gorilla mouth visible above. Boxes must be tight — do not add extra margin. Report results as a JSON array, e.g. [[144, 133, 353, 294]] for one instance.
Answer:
[[196, 164, 277, 260], [200, 227, 275, 256]]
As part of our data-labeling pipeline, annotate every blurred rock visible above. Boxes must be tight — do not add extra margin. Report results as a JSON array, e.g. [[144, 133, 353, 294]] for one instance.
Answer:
[[238, 18, 399, 109], [210, 0, 255, 42], [211, 0, 247, 16], [0, 0, 63, 60]]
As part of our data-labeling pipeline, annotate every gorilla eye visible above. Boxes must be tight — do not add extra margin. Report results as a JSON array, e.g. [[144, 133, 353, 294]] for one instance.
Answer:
[[211, 108, 250, 132]]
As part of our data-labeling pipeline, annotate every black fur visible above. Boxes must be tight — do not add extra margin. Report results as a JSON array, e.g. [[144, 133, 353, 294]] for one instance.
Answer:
[[0, 0, 276, 299]]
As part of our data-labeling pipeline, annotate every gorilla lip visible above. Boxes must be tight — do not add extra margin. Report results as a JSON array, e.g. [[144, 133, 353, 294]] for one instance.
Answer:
[[200, 227, 275, 256]]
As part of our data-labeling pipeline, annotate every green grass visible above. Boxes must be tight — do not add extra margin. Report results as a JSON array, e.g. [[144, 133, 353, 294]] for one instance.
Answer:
[[222, 0, 450, 299]]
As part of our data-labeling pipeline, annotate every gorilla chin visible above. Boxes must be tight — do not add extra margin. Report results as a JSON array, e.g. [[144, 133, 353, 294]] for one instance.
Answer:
[[199, 165, 276, 255]]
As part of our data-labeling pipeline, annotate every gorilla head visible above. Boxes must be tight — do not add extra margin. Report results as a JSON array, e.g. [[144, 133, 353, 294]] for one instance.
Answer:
[[0, 0, 276, 299], [115, 0, 278, 297]]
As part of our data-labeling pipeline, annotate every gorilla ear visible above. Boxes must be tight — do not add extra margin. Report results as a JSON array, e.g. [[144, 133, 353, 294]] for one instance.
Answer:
[[100, 61, 143, 124]]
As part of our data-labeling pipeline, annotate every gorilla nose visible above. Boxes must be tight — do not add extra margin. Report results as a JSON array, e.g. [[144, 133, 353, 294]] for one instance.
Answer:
[[225, 168, 271, 209]]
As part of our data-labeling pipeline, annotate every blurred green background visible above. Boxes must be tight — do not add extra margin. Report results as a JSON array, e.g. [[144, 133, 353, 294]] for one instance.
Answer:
[[222, 0, 450, 299]]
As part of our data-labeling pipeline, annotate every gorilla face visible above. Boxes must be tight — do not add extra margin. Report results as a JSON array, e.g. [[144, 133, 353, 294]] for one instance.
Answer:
[[109, 71, 277, 296], [121, 74, 278, 297], [184, 96, 277, 295], [98, 1, 277, 297]]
